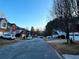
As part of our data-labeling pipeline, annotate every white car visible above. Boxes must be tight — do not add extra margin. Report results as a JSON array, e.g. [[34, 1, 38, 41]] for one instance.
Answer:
[[2, 33, 16, 40], [46, 36, 53, 40], [52, 35, 58, 39], [27, 36, 32, 39]]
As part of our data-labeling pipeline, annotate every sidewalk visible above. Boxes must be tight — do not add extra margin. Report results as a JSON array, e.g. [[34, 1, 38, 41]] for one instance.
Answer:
[[47, 39, 67, 44], [63, 54, 79, 59]]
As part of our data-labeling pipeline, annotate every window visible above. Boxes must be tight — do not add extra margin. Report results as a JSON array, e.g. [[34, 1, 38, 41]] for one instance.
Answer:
[[2, 23, 6, 27]]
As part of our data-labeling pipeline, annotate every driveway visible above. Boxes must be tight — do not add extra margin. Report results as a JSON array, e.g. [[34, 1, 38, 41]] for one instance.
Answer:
[[0, 38, 62, 59]]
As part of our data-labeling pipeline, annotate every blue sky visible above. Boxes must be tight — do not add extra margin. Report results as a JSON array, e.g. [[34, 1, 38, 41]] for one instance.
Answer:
[[0, 0, 52, 30]]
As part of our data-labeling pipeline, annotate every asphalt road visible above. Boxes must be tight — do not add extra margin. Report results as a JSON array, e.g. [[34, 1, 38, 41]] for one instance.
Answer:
[[0, 38, 61, 59]]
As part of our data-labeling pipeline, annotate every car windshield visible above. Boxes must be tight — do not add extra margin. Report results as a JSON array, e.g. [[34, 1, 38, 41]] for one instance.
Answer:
[[4, 34, 11, 36]]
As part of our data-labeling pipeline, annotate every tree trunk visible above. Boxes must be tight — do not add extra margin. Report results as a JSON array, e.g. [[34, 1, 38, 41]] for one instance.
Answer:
[[65, 20, 70, 44], [66, 31, 70, 44]]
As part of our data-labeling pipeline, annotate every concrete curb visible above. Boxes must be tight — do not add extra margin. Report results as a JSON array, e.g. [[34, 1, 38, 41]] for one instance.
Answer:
[[54, 48, 65, 59], [50, 45, 65, 59]]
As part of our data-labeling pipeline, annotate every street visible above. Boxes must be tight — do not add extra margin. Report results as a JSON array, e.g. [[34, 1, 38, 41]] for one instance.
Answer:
[[0, 38, 62, 59]]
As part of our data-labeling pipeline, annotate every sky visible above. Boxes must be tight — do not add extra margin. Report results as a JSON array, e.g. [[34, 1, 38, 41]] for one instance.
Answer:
[[0, 0, 52, 30]]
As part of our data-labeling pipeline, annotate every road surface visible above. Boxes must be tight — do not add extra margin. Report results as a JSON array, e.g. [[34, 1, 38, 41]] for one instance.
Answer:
[[0, 38, 62, 59]]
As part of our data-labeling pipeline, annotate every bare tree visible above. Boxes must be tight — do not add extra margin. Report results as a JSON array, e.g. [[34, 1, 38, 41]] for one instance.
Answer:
[[53, 0, 78, 43], [76, 0, 79, 16]]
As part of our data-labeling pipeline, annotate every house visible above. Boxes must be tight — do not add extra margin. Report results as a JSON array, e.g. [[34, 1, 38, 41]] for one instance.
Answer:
[[69, 32, 79, 41], [8, 23, 17, 35], [16, 26, 23, 34], [0, 18, 8, 36], [0, 17, 27, 38], [52, 30, 66, 39]]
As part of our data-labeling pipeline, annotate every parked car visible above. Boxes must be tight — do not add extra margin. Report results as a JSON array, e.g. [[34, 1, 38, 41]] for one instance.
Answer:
[[46, 36, 53, 40], [27, 34, 32, 40], [2, 33, 16, 40], [27, 36, 32, 40], [52, 34, 58, 39], [38, 36, 43, 38]]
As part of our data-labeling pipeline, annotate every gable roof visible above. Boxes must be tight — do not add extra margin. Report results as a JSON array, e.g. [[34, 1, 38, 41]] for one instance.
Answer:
[[0, 18, 7, 22]]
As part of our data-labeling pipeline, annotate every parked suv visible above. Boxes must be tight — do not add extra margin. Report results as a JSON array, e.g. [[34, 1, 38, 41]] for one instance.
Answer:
[[2, 33, 16, 40]]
